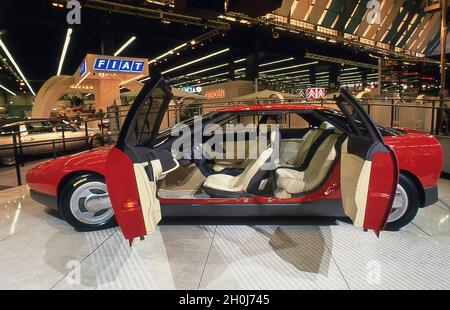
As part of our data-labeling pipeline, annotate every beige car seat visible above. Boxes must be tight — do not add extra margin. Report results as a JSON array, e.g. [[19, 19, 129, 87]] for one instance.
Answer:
[[275, 133, 340, 198], [202, 130, 279, 197]]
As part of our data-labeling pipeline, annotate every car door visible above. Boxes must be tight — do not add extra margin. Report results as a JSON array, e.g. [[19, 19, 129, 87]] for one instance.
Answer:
[[337, 88, 398, 236], [105, 72, 179, 243]]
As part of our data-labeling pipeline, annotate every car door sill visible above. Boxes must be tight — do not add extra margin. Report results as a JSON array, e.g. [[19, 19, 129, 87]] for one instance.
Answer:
[[161, 199, 345, 217]]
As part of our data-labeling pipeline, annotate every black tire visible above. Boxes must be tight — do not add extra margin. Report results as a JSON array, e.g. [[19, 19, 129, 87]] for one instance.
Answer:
[[90, 136, 103, 149], [59, 173, 117, 231], [0, 156, 16, 166], [385, 173, 420, 231]]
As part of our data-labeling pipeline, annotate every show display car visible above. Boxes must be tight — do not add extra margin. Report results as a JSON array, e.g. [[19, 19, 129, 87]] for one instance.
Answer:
[[0, 119, 104, 165], [27, 73, 443, 243]]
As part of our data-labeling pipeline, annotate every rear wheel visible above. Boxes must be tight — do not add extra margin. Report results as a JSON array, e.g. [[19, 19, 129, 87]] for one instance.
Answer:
[[385, 173, 420, 231], [59, 173, 116, 231], [90, 136, 103, 149], [0, 156, 16, 166]]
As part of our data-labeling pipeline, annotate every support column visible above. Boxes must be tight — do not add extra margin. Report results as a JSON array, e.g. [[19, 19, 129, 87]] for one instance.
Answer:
[[440, 0, 447, 98], [361, 70, 368, 88], [94, 80, 121, 113], [329, 63, 341, 92], [309, 66, 316, 87]]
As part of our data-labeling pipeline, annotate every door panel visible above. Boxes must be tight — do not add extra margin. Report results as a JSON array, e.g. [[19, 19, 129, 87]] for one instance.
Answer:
[[107, 147, 147, 240], [337, 89, 398, 235], [105, 72, 174, 242]]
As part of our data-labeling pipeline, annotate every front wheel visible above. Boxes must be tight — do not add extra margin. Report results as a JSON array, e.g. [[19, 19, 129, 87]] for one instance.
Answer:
[[59, 173, 116, 231], [385, 173, 420, 231]]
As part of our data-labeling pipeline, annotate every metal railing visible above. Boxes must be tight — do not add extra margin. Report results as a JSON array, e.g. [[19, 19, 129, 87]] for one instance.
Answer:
[[0, 118, 114, 186], [1, 96, 449, 187]]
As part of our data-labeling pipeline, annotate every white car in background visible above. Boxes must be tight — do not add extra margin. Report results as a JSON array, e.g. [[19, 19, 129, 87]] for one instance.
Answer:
[[0, 119, 104, 166]]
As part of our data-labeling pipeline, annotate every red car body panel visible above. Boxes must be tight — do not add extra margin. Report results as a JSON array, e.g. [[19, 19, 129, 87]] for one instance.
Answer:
[[26, 105, 444, 207]]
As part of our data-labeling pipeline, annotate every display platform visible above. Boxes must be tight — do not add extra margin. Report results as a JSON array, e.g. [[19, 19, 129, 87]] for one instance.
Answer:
[[0, 179, 449, 290]]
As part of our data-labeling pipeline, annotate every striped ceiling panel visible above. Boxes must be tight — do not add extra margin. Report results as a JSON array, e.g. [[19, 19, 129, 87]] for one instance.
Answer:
[[271, 0, 445, 56]]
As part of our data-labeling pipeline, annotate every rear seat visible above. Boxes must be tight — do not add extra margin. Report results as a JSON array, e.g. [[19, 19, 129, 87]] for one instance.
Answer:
[[275, 133, 341, 198], [281, 121, 335, 168]]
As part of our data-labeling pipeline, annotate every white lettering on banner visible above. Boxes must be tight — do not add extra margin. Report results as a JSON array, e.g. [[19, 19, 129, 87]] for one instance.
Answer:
[[367, 0, 381, 25], [93, 57, 145, 73], [66, 0, 81, 25]]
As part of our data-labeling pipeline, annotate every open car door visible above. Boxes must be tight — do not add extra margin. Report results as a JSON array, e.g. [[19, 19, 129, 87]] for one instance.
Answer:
[[105, 72, 179, 243], [337, 89, 398, 236]]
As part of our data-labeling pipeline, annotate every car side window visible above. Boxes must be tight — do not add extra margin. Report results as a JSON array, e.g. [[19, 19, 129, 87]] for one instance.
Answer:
[[26, 122, 54, 134], [56, 124, 77, 132]]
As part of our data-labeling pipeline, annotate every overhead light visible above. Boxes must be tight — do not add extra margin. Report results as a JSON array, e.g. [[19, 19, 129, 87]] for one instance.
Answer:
[[85, 93, 92, 97], [341, 71, 361, 76], [234, 58, 245, 63], [259, 61, 318, 74], [0, 38, 36, 96], [0, 83, 16, 96], [259, 57, 294, 67], [342, 67, 358, 71], [266, 69, 310, 78], [114, 36, 136, 57], [148, 42, 187, 64], [185, 63, 228, 77], [190, 40, 196, 45], [162, 48, 230, 75], [57, 28, 73, 76]]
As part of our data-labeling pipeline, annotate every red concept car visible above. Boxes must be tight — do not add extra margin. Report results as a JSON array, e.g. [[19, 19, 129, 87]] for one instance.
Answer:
[[27, 73, 443, 243]]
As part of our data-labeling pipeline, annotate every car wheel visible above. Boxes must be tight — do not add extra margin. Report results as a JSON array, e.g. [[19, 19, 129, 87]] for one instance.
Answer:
[[90, 136, 103, 149], [0, 156, 16, 166], [59, 173, 117, 231], [385, 173, 420, 231]]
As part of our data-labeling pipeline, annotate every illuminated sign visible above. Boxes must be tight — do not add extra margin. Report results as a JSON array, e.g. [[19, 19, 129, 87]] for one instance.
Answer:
[[182, 86, 202, 94], [204, 89, 225, 98], [79, 60, 87, 77], [307, 88, 325, 100], [93, 58, 145, 73]]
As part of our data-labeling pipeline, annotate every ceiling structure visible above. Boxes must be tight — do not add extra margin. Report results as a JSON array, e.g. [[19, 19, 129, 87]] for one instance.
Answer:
[[0, 0, 447, 98]]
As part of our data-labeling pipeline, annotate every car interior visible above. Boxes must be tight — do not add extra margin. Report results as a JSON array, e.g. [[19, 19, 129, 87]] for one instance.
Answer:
[[155, 110, 347, 200]]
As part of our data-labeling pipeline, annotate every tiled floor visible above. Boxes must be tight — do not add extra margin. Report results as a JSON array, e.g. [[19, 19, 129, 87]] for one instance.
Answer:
[[0, 179, 449, 290]]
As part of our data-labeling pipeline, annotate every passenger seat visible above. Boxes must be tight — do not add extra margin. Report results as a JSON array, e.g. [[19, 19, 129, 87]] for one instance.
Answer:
[[282, 121, 335, 168], [202, 130, 279, 197], [275, 133, 341, 198]]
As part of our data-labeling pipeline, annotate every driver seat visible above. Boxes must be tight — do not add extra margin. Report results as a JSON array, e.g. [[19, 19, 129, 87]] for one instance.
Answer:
[[202, 130, 279, 197]]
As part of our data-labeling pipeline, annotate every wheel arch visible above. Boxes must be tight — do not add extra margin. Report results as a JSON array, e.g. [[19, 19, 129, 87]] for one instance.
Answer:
[[57, 170, 105, 201], [399, 169, 425, 208]]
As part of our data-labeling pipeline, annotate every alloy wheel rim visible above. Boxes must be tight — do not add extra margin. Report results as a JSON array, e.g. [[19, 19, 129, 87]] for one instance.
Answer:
[[387, 183, 409, 223], [69, 181, 114, 225]]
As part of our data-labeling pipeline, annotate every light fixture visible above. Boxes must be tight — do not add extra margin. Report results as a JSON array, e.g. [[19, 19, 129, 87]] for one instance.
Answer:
[[148, 42, 188, 64], [190, 40, 196, 45], [57, 28, 73, 76], [162, 48, 230, 75], [234, 58, 245, 63], [259, 57, 294, 67], [0, 83, 16, 96], [114, 36, 137, 57], [0, 38, 36, 96], [259, 62, 318, 74], [185, 63, 228, 77]]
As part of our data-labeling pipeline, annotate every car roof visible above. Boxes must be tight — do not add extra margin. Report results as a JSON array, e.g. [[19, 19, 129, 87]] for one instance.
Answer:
[[1, 119, 52, 128], [217, 104, 329, 113]]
